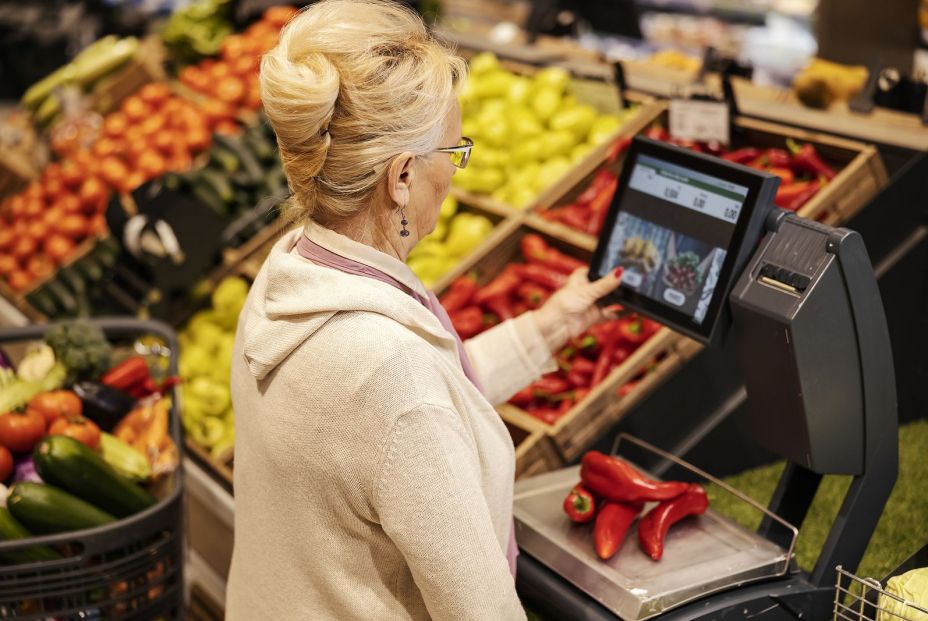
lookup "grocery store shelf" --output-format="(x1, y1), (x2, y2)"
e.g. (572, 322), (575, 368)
(0, 295), (27, 328)
(185, 457), (235, 529)
(635, 0), (814, 24)
(186, 550), (227, 615)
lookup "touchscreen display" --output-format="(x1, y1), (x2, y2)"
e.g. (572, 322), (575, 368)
(597, 154), (749, 326)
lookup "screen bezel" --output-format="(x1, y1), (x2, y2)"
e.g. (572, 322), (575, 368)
(589, 136), (777, 344)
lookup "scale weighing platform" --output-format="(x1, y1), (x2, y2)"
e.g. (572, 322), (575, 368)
(514, 137), (898, 620)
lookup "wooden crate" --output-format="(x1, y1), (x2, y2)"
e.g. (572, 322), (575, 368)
(435, 221), (687, 465)
(504, 414), (564, 480)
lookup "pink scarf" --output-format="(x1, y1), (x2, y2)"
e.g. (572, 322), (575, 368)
(296, 234), (519, 578)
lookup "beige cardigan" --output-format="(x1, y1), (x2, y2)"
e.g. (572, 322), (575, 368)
(225, 223), (554, 620)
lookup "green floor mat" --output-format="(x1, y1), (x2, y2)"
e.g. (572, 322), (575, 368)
(706, 418), (928, 580)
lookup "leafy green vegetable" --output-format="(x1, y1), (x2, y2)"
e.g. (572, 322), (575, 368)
(44, 322), (112, 383)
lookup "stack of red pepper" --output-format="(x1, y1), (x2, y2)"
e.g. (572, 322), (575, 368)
(644, 125), (838, 213)
(101, 355), (180, 400)
(439, 234), (662, 425)
(564, 451), (709, 562)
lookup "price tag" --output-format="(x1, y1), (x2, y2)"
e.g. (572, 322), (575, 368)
(669, 99), (730, 145)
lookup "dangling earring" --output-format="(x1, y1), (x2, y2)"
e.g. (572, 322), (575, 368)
(399, 205), (410, 237)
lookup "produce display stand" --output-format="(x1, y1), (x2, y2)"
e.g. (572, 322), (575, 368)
(88, 37), (168, 117)
(0, 319), (185, 620)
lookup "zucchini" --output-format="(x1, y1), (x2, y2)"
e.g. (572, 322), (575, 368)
(33, 436), (155, 518)
(99, 433), (151, 482)
(0, 508), (61, 564)
(8, 483), (114, 534)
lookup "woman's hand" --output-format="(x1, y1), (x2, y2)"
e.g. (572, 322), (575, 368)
(533, 268), (624, 353)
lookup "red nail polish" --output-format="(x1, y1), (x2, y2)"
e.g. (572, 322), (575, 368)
(614, 267), (624, 279)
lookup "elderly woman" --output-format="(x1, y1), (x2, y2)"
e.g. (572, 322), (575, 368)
(226, 1), (622, 618)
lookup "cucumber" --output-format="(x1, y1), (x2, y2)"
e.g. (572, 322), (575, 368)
(33, 436), (156, 519)
(0, 508), (61, 564)
(8, 483), (114, 534)
(214, 133), (263, 183)
(98, 433), (151, 482)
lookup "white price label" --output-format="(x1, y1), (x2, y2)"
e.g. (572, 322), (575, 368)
(669, 99), (730, 145)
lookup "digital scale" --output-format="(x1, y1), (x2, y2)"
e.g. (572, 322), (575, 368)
(514, 137), (898, 620)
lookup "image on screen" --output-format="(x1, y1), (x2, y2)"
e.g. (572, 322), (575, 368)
(598, 154), (749, 326)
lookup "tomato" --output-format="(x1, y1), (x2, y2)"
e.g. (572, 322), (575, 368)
(42, 204), (64, 229)
(152, 130), (176, 155)
(122, 95), (150, 122)
(180, 66), (209, 93)
(0, 255), (16, 276)
(92, 137), (120, 159)
(23, 199), (43, 219)
(49, 416), (100, 449)
(0, 446), (11, 482)
(216, 76), (246, 105)
(139, 113), (166, 137)
(26, 220), (49, 241)
(10, 236), (36, 262)
(100, 156), (130, 186)
(6, 195), (25, 219)
(60, 160), (84, 188)
(43, 163), (62, 183)
(185, 128), (211, 153)
(25, 255), (53, 280)
(43, 177), (64, 201)
(0, 409), (45, 453)
(244, 80), (262, 110)
(199, 99), (234, 128)
(44, 234), (75, 264)
(78, 178), (107, 212)
(103, 111), (129, 138)
(208, 62), (232, 83)
(57, 214), (89, 240)
(23, 182), (43, 201)
(138, 82), (170, 107)
(136, 150), (167, 180)
(263, 5), (298, 28)
(89, 214), (108, 236)
(30, 391), (82, 426)
(6, 270), (32, 292)
(0, 228), (12, 251)
(57, 195), (82, 215)
(122, 172), (146, 193)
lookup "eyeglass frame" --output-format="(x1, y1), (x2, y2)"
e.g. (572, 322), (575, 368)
(433, 136), (473, 169)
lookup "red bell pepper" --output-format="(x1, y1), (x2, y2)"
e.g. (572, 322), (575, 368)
(521, 234), (586, 275)
(566, 369), (591, 388)
(591, 324), (618, 386)
(450, 306), (484, 339)
(638, 483), (709, 561)
(532, 375), (571, 396)
(564, 484), (597, 523)
(509, 386), (534, 407)
(517, 263), (569, 290)
(593, 501), (643, 560)
(776, 179), (822, 211)
(721, 147), (761, 165)
(560, 206), (594, 233)
(569, 356), (596, 375)
(786, 139), (836, 180)
(528, 407), (560, 425)
(617, 318), (651, 347)
(517, 282), (550, 309)
(101, 356), (150, 392)
(439, 275), (478, 313)
(580, 451), (689, 503)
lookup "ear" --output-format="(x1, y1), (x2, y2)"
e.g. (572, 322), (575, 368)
(386, 152), (416, 208)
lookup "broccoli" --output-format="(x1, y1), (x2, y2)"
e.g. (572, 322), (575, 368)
(44, 322), (113, 382)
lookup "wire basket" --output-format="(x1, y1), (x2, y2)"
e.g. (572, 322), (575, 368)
(834, 565), (928, 621)
(0, 319), (185, 620)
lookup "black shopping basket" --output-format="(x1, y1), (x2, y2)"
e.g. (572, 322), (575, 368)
(0, 319), (185, 620)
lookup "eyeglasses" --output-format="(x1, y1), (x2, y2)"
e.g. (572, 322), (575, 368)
(434, 137), (473, 169)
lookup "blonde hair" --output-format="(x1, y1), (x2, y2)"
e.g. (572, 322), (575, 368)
(260, 0), (466, 227)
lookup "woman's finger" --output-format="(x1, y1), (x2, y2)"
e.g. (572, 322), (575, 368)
(585, 267), (624, 301)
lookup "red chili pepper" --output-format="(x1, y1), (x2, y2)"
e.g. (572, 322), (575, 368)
(513, 302), (531, 316)
(557, 397), (574, 415)
(101, 356), (150, 391)
(673, 139), (703, 153)
(566, 369), (591, 388)
(559, 206), (593, 233)
(520, 233), (550, 263)
(720, 147), (760, 164)
(509, 386), (534, 407)
(439, 275), (478, 313)
(763, 148), (791, 168)
(588, 176), (619, 216)
(638, 484), (709, 561)
(450, 306), (484, 339)
(606, 136), (632, 163)
(783, 179), (822, 211)
(702, 141), (725, 156)
(564, 484), (597, 523)
(484, 295), (514, 321)
(517, 282), (550, 309)
(774, 180), (812, 206)
(593, 501), (643, 560)
(591, 324), (618, 386)
(532, 375), (571, 396)
(474, 266), (521, 305)
(787, 139), (837, 180)
(617, 318), (651, 347)
(617, 381), (638, 398)
(516, 264), (569, 290)
(767, 167), (795, 186)
(528, 407), (560, 425)
(159, 376), (182, 392)
(570, 356), (596, 375)
(521, 234), (586, 275)
(580, 451), (689, 503)
(577, 170), (615, 205)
